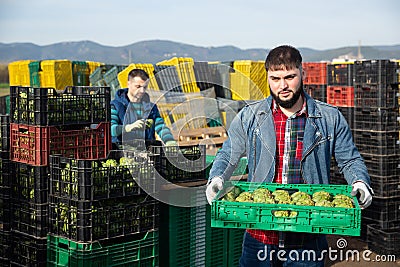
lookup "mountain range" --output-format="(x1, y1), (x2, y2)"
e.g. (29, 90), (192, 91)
(0, 40), (399, 65)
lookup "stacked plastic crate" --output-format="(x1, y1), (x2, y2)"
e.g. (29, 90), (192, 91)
(353, 60), (400, 257)
(7, 85), (112, 266)
(230, 60), (269, 101)
(159, 192), (244, 267)
(157, 57), (200, 93)
(46, 149), (159, 266)
(9, 59), (100, 90)
(0, 113), (11, 266)
(302, 62), (327, 102)
(326, 62), (355, 187)
(206, 61), (233, 99)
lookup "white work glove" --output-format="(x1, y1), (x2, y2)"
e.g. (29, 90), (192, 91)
(206, 177), (224, 205)
(351, 181), (373, 209)
(165, 140), (178, 146)
(125, 120), (145, 132)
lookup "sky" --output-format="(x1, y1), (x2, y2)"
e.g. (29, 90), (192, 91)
(0, 0), (399, 50)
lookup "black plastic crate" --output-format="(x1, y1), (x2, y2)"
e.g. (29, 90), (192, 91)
(49, 150), (157, 201)
(354, 83), (399, 108)
(369, 174), (400, 199)
(362, 197), (400, 222)
(49, 194), (159, 242)
(10, 86), (111, 126)
(12, 163), (49, 204)
(0, 157), (12, 189)
(0, 230), (11, 264)
(362, 153), (400, 177)
(367, 224), (400, 257)
(353, 130), (399, 155)
(0, 115), (9, 154)
(12, 201), (48, 238)
(327, 63), (354, 86)
(353, 107), (399, 131)
(354, 60), (398, 86)
(0, 191), (11, 231)
(193, 61), (214, 91)
(208, 63), (233, 99)
(304, 84), (327, 103)
(10, 231), (47, 267)
(154, 65), (183, 92)
(149, 144), (206, 183)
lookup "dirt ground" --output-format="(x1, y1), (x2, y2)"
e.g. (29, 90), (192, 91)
(325, 235), (400, 267)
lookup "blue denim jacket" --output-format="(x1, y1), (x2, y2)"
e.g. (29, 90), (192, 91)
(209, 93), (371, 186)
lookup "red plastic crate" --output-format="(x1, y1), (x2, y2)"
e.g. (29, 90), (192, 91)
(302, 62), (327, 85)
(327, 86), (354, 107)
(10, 122), (111, 166)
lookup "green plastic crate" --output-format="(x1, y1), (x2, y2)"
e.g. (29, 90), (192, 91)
(159, 196), (244, 267)
(28, 61), (41, 88)
(5, 95), (9, 114)
(206, 155), (248, 179)
(211, 181), (361, 236)
(227, 228), (245, 267)
(72, 61), (90, 86)
(159, 190), (208, 267)
(47, 231), (158, 267)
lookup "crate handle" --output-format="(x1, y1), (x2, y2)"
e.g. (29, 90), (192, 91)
(272, 210), (297, 218)
(17, 125), (29, 134)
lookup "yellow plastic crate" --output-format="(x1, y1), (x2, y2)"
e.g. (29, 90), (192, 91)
(117, 63), (159, 90)
(8, 60), (33, 86)
(40, 60), (73, 90)
(231, 60), (269, 100)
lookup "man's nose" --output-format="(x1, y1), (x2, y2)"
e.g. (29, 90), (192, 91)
(279, 78), (288, 89)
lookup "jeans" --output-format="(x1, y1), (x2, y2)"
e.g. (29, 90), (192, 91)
(239, 232), (328, 267)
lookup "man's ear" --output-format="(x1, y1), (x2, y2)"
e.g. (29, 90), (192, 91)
(301, 69), (306, 81)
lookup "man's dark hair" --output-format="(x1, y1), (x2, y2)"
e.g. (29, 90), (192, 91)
(128, 68), (150, 81)
(265, 45), (302, 71)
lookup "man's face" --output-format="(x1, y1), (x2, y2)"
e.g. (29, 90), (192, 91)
(127, 76), (149, 102)
(267, 67), (303, 108)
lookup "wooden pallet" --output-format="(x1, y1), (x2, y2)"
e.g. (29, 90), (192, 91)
(172, 126), (228, 155)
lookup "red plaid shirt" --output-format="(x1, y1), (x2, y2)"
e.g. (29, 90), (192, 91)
(247, 98), (307, 245)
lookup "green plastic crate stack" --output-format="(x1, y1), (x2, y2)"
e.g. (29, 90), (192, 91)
(89, 65), (114, 87)
(103, 65), (127, 99)
(0, 95), (10, 115)
(159, 190), (208, 267)
(159, 189), (244, 267)
(47, 231), (159, 267)
(72, 61), (90, 86)
(206, 207), (245, 267)
(28, 61), (41, 88)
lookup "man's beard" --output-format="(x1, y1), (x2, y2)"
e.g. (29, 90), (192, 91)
(270, 83), (303, 109)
